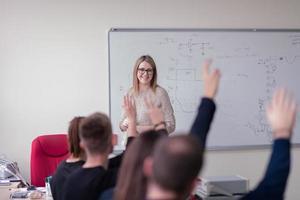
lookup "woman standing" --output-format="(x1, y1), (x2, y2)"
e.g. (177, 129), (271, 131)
(120, 55), (175, 134)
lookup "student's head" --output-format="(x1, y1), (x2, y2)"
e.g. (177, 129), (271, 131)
(68, 116), (85, 158)
(146, 135), (203, 198)
(79, 112), (112, 155)
(133, 55), (157, 93)
(114, 130), (167, 200)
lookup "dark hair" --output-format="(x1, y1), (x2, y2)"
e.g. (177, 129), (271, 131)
(79, 112), (112, 154)
(114, 130), (167, 200)
(68, 116), (84, 158)
(152, 135), (203, 198)
(132, 55), (158, 94)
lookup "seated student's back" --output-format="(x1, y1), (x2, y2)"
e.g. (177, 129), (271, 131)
(51, 116), (85, 200)
(63, 112), (137, 200)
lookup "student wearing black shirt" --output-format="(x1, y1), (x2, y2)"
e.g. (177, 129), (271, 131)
(51, 116), (85, 200)
(64, 95), (164, 200)
(240, 89), (296, 200)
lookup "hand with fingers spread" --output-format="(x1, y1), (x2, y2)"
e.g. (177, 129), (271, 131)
(119, 119), (128, 132)
(202, 59), (221, 99)
(144, 97), (165, 130)
(266, 88), (297, 139)
(122, 95), (137, 136)
(240, 88), (297, 199)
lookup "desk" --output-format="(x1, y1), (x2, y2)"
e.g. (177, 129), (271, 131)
(0, 182), (20, 200)
(0, 182), (52, 200)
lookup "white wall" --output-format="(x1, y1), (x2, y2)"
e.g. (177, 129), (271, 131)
(0, 0), (299, 199)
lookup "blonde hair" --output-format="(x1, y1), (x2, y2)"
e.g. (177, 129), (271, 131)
(132, 55), (158, 94)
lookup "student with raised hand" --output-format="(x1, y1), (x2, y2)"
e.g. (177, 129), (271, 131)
(119, 55), (175, 134)
(63, 97), (138, 200)
(114, 98), (168, 200)
(114, 131), (167, 200)
(105, 96), (138, 170)
(143, 60), (221, 199)
(51, 116), (85, 200)
(114, 97), (168, 200)
(190, 59), (221, 146)
(241, 88), (297, 200)
(144, 88), (297, 200)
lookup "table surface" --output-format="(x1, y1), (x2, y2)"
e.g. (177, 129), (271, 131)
(0, 182), (53, 200)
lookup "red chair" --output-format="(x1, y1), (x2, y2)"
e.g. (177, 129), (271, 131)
(30, 134), (69, 187)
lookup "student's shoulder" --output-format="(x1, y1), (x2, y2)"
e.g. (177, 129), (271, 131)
(54, 160), (68, 172)
(67, 167), (83, 179)
(64, 160), (85, 171)
(72, 166), (107, 177)
(65, 167), (96, 186)
(56, 160), (66, 168)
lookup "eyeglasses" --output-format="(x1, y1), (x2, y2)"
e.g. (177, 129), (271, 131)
(137, 68), (153, 75)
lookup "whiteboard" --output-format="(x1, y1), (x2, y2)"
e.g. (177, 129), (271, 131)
(108, 28), (300, 150)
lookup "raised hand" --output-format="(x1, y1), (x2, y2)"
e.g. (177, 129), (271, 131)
(144, 97), (165, 128)
(202, 59), (221, 99)
(266, 88), (297, 139)
(122, 95), (137, 136)
(123, 95), (136, 122)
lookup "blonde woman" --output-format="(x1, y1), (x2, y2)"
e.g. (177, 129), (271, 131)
(120, 55), (175, 134)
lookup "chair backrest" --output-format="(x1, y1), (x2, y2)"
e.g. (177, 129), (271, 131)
(30, 134), (69, 187)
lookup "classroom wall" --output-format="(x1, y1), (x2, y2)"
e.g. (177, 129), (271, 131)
(0, 0), (299, 198)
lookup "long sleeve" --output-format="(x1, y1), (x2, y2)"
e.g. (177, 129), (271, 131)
(120, 87), (175, 134)
(240, 139), (291, 200)
(158, 88), (176, 134)
(189, 97), (216, 148)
